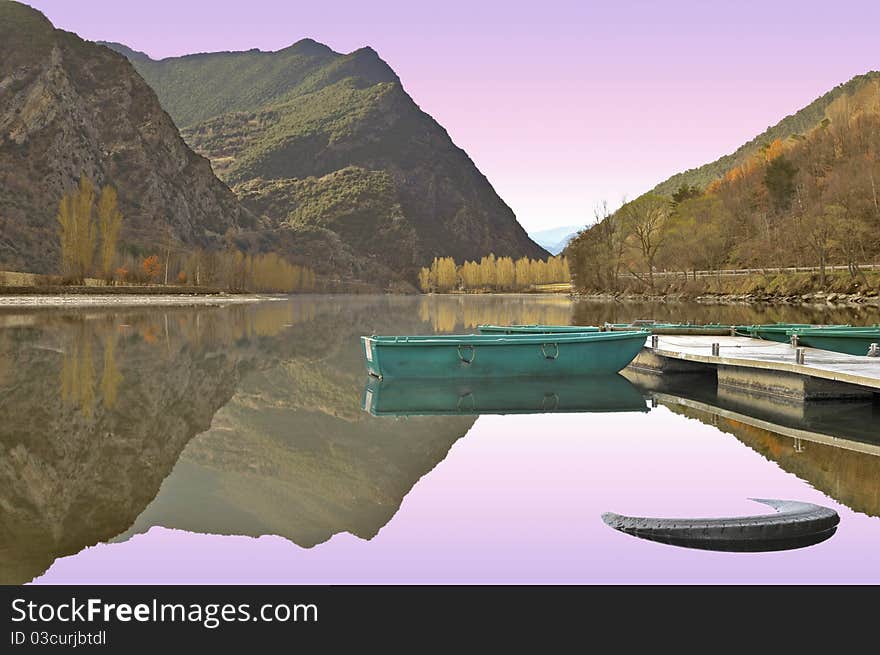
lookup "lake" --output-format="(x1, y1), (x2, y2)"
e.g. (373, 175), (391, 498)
(2, 294), (880, 584)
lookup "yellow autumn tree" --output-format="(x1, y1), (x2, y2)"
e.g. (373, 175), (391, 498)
(73, 176), (97, 281)
(57, 194), (76, 279)
(97, 185), (123, 280)
(418, 267), (431, 292)
(437, 257), (458, 291)
(57, 175), (98, 282)
(496, 256), (515, 291)
(514, 257), (531, 289)
(479, 254), (497, 290)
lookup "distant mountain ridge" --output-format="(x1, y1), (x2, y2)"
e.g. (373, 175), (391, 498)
(530, 225), (583, 255)
(105, 39), (547, 283)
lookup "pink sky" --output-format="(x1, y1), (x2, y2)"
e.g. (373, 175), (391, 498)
(24, 0), (880, 232)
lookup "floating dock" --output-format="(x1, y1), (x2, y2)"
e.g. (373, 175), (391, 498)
(628, 335), (880, 402)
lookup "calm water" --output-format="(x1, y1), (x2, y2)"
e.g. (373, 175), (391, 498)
(2, 294), (880, 584)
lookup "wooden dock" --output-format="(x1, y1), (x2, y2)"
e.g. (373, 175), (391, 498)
(628, 335), (880, 401)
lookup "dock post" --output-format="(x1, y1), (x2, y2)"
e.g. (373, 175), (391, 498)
(651, 335), (658, 349)
(796, 348), (806, 365)
(790, 334), (799, 347)
(869, 343), (879, 358)
(712, 342), (720, 356)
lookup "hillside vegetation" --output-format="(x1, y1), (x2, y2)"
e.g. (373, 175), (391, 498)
(651, 72), (880, 197)
(569, 72), (880, 294)
(108, 40), (547, 285)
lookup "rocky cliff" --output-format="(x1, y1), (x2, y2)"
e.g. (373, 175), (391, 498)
(0, 2), (248, 275)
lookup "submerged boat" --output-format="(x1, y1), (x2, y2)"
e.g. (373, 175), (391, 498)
(362, 374), (649, 416)
(793, 327), (880, 357)
(361, 331), (648, 379)
(478, 324), (599, 334)
(602, 498), (839, 552)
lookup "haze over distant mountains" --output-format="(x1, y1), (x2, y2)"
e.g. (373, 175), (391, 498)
(529, 225), (583, 255)
(103, 37), (547, 285)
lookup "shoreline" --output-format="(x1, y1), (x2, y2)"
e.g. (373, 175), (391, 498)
(0, 293), (282, 308)
(573, 291), (880, 307)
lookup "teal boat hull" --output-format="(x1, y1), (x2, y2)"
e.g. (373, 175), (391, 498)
(478, 324), (600, 334)
(738, 324), (817, 342)
(361, 331), (648, 379)
(605, 322), (735, 336)
(795, 329), (880, 356)
(362, 374), (649, 416)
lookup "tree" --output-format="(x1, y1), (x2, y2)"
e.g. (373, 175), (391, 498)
(763, 156), (798, 213)
(827, 203), (870, 278)
(619, 194), (671, 288)
(57, 175), (98, 283)
(514, 257), (532, 289)
(672, 184), (702, 205)
(429, 257), (457, 292)
(479, 254), (497, 290)
(57, 194), (76, 279)
(96, 185), (123, 280)
(800, 208), (835, 287)
(661, 196), (733, 275)
(495, 257), (515, 290)
(142, 255), (161, 282)
(73, 176), (97, 281)
(418, 267), (431, 292)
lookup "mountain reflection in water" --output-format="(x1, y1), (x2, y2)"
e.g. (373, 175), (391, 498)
(1, 295), (879, 584)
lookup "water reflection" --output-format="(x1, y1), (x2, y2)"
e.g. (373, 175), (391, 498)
(1, 294), (880, 584)
(363, 374), (648, 415)
(0, 307), (259, 583)
(0, 297), (482, 582)
(624, 369), (880, 518)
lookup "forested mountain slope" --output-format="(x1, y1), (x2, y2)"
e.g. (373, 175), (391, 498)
(569, 72), (880, 291)
(107, 40), (547, 282)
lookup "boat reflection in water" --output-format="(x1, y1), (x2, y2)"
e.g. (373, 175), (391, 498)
(362, 374), (649, 416)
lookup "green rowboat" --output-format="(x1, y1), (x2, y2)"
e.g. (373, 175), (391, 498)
(478, 324), (600, 334)
(791, 328), (880, 356)
(736, 323), (818, 342)
(361, 331), (648, 379)
(604, 322), (736, 336)
(362, 374), (648, 416)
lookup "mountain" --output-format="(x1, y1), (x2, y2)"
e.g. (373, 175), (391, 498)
(569, 71), (880, 291)
(0, 2), (249, 275)
(650, 71), (880, 198)
(529, 225), (583, 255)
(105, 39), (548, 282)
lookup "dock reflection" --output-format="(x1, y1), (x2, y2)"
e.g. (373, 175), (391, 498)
(625, 369), (880, 518)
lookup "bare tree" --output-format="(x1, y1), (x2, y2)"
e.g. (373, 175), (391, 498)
(620, 194), (671, 289)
